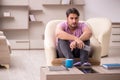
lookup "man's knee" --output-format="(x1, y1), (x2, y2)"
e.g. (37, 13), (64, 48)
(58, 39), (67, 43)
(58, 39), (69, 45)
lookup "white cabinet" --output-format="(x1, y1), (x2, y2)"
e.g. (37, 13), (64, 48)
(9, 40), (29, 49)
(4, 30), (29, 49)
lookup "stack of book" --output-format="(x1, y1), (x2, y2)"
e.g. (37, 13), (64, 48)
(102, 63), (120, 69)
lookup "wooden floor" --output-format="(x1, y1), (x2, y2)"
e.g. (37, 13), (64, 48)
(0, 50), (46, 80)
(0, 49), (120, 80)
(101, 48), (120, 64)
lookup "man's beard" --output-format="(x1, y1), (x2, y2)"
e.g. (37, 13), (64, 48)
(70, 23), (77, 30)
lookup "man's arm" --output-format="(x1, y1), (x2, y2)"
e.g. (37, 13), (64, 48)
(79, 24), (92, 41)
(75, 24), (92, 49)
(55, 25), (77, 41)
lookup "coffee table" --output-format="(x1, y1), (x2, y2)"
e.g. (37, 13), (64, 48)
(40, 66), (120, 80)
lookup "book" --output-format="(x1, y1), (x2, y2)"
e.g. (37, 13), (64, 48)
(102, 63), (120, 69)
(29, 14), (36, 21)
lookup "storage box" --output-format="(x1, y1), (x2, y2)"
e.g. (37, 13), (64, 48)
(3, 12), (11, 17)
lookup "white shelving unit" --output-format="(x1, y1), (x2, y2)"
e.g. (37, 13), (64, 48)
(110, 22), (120, 48)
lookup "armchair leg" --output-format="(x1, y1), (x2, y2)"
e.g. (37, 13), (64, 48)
(101, 55), (108, 58)
(0, 64), (9, 69)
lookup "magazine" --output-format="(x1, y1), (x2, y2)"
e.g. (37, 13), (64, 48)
(48, 66), (69, 71)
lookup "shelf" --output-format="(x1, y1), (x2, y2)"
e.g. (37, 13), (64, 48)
(112, 22), (120, 24)
(112, 41), (120, 42)
(0, 16), (14, 19)
(30, 9), (43, 12)
(42, 4), (85, 6)
(0, 28), (28, 31)
(0, 5), (29, 7)
(29, 9), (43, 14)
(29, 21), (42, 24)
(112, 27), (120, 28)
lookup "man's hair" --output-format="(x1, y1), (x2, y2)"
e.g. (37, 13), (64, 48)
(66, 8), (80, 17)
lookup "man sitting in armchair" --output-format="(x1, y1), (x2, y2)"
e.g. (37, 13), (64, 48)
(55, 8), (92, 66)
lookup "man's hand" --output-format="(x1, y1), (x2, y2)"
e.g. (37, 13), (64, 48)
(70, 41), (77, 51)
(75, 39), (85, 49)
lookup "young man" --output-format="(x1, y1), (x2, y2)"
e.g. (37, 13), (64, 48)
(55, 8), (92, 66)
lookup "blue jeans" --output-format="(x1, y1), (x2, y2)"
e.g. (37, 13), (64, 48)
(56, 39), (90, 64)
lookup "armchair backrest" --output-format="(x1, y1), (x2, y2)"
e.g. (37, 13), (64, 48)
(44, 20), (65, 48)
(87, 18), (111, 42)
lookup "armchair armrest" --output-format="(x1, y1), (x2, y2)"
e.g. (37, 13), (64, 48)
(0, 36), (10, 53)
(0, 36), (11, 66)
(90, 36), (101, 63)
(98, 28), (111, 57)
(0, 36), (11, 54)
(44, 39), (57, 66)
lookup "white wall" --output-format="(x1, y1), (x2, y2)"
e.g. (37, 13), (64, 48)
(84, 0), (120, 22)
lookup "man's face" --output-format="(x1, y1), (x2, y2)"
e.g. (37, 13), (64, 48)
(67, 13), (79, 29)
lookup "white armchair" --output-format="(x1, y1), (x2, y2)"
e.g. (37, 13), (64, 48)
(0, 31), (11, 68)
(44, 18), (111, 66)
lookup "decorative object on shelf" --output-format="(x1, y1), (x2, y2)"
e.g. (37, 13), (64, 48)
(29, 14), (36, 21)
(3, 12), (11, 17)
(61, 0), (71, 4)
